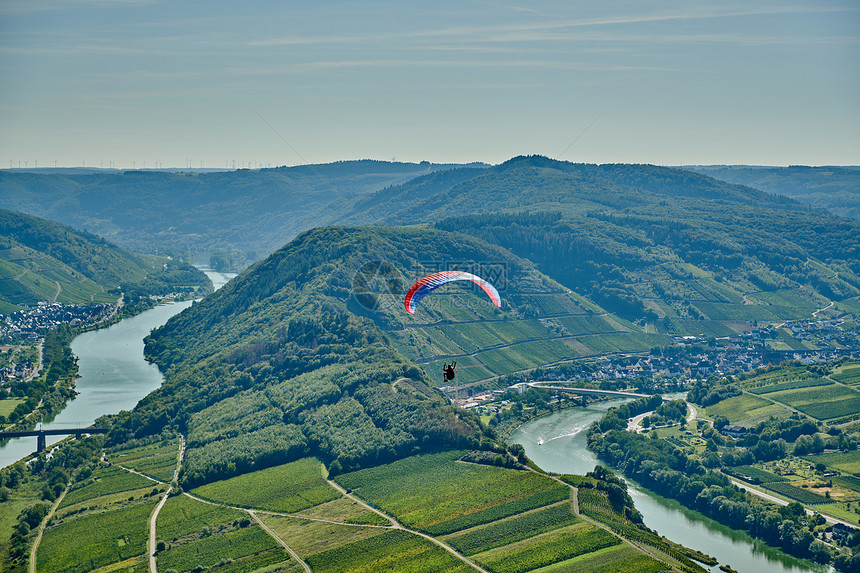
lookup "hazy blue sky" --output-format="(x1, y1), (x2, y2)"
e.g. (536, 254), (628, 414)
(1, 0), (858, 168)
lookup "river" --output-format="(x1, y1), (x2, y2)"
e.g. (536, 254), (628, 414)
(0, 268), (234, 469)
(510, 403), (832, 573)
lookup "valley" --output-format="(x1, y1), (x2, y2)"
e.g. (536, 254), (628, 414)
(0, 158), (858, 572)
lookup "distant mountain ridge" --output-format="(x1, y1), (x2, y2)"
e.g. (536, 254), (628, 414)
(0, 160), (473, 268)
(682, 165), (860, 219)
(336, 156), (801, 226)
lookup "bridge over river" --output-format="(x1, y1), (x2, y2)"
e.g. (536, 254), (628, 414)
(525, 381), (653, 400)
(0, 427), (108, 452)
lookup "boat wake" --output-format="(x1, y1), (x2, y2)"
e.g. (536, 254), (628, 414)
(542, 423), (588, 444)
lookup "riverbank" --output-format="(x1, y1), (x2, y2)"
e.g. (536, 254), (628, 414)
(0, 270), (234, 469)
(512, 404), (831, 573)
(587, 401), (842, 571)
(0, 293), (199, 436)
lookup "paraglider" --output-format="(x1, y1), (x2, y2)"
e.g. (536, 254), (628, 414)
(443, 361), (457, 381)
(404, 271), (501, 314)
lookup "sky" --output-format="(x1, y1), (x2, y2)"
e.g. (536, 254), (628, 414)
(1, 0), (858, 168)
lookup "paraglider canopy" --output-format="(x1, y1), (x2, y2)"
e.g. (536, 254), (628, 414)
(404, 270), (501, 314)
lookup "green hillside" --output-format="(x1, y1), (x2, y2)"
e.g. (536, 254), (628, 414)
(0, 209), (211, 312)
(112, 226), (663, 485)
(335, 156), (859, 330)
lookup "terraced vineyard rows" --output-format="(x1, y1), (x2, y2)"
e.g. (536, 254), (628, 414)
(31, 434), (693, 573)
(389, 288), (670, 383)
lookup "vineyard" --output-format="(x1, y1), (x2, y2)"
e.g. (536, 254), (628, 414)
(156, 524), (287, 573)
(58, 465), (159, 509)
(334, 451), (568, 534)
(191, 457), (340, 513)
(304, 529), (474, 573)
(334, 452), (676, 572)
(768, 384), (860, 421)
(763, 482), (831, 504)
(833, 363), (860, 386)
(156, 495), (245, 543)
(106, 436), (182, 482)
(474, 523), (620, 573)
(38, 500), (156, 573)
(724, 465), (788, 484)
(441, 501), (581, 555)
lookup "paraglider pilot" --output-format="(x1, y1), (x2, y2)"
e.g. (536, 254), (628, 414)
(443, 361), (457, 381)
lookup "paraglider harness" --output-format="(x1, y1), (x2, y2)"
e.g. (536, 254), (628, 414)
(443, 361), (459, 401)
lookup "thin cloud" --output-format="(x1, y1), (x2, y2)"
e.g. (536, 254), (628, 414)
(246, 5), (857, 49)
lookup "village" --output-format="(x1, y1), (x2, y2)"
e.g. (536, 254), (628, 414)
(452, 316), (860, 412)
(0, 302), (116, 340)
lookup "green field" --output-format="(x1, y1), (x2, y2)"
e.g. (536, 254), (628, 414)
(837, 298), (860, 315)
(473, 522), (620, 573)
(157, 523), (289, 573)
(0, 398), (23, 418)
(803, 451), (860, 475)
(293, 496), (387, 525)
(833, 363), (860, 386)
(38, 500), (156, 573)
(120, 452), (178, 482)
(157, 494), (245, 542)
(59, 466), (157, 509)
(441, 501), (581, 555)
(725, 465), (788, 484)
(747, 377), (833, 395)
(704, 393), (789, 425)
(260, 513), (389, 558)
(557, 315), (618, 335)
(693, 301), (780, 321)
(662, 318), (736, 338)
(110, 438), (179, 458)
(523, 293), (591, 316)
(336, 452), (570, 536)
(476, 339), (579, 375)
(422, 355), (494, 385)
(763, 482), (830, 504)
(304, 529), (474, 573)
(767, 384), (860, 421)
(833, 475), (860, 492)
(192, 457), (340, 513)
(529, 544), (669, 573)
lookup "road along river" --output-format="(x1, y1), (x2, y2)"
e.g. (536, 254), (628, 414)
(0, 269), (234, 469)
(510, 402), (832, 573)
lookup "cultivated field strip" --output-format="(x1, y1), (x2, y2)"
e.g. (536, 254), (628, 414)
(34, 439), (689, 573)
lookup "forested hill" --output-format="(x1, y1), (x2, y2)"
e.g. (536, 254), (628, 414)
(333, 156), (860, 324)
(684, 165), (860, 219)
(337, 155), (800, 226)
(116, 226), (563, 485)
(0, 209), (211, 311)
(0, 209), (151, 286)
(0, 161), (468, 268)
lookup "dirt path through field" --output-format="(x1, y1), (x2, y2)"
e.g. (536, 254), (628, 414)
(148, 435), (184, 573)
(29, 483), (69, 573)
